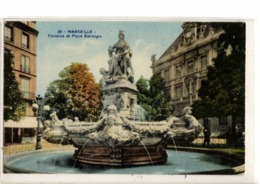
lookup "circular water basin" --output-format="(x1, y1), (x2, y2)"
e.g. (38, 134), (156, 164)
(3, 148), (243, 174)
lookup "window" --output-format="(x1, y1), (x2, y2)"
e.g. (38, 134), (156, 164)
(165, 69), (170, 81)
(175, 85), (182, 98)
(4, 26), (13, 41)
(187, 81), (196, 95)
(21, 55), (30, 73)
(201, 55), (208, 70)
(22, 33), (29, 48)
(175, 65), (181, 78)
(5, 49), (14, 67)
(187, 61), (194, 74)
(20, 77), (30, 99)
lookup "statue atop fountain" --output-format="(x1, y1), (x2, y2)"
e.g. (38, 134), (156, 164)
(42, 31), (203, 166)
(99, 31), (141, 120)
(101, 30), (134, 85)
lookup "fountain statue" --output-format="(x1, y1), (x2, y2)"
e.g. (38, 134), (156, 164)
(41, 31), (203, 166)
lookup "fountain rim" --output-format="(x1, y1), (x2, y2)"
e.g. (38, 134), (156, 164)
(3, 147), (244, 174)
(166, 146), (245, 174)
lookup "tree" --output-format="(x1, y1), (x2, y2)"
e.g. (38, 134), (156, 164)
(136, 74), (174, 121)
(150, 74), (175, 120)
(192, 23), (245, 137)
(45, 62), (101, 121)
(136, 76), (151, 105)
(136, 76), (153, 120)
(4, 51), (26, 121)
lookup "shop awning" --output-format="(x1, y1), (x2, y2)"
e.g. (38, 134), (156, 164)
(4, 117), (43, 128)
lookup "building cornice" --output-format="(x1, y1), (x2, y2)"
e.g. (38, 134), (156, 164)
(153, 31), (223, 68)
(5, 21), (39, 37)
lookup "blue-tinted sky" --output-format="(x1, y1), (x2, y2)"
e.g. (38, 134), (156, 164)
(36, 21), (183, 95)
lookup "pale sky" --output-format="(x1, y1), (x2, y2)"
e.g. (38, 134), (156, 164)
(36, 21), (183, 96)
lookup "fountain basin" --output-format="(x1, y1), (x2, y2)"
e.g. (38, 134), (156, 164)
(42, 116), (203, 166)
(73, 144), (167, 166)
(3, 148), (244, 174)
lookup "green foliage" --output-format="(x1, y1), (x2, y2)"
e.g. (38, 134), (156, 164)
(45, 62), (101, 121)
(136, 76), (151, 105)
(4, 51), (26, 121)
(150, 74), (165, 97)
(136, 74), (174, 121)
(192, 98), (217, 119)
(216, 23), (245, 53)
(192, 23), (245, 134)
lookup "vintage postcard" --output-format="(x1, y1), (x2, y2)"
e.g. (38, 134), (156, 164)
(0, 18), (254, 183)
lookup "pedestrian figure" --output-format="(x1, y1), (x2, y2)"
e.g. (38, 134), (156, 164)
(203, 128), (211, 146)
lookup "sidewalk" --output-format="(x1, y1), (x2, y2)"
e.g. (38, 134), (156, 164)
(3, 140), (73, 155)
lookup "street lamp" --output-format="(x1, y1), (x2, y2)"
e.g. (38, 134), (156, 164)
(32, 95), (50, 150)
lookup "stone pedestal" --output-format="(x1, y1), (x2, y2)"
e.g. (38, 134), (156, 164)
(101, 78), (138, 120)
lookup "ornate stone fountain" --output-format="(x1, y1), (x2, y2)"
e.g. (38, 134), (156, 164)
(42, 31), (203, 166)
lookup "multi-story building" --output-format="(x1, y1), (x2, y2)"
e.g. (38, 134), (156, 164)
(151, 22), (232, 134)
(4, 21), (39, 144)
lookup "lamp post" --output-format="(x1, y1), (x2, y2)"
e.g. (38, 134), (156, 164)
(32, 95), (50, 150)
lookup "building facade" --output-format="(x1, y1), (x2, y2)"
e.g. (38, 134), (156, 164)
(4, 21), (39, 144)
(151, 22), (232, 134)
